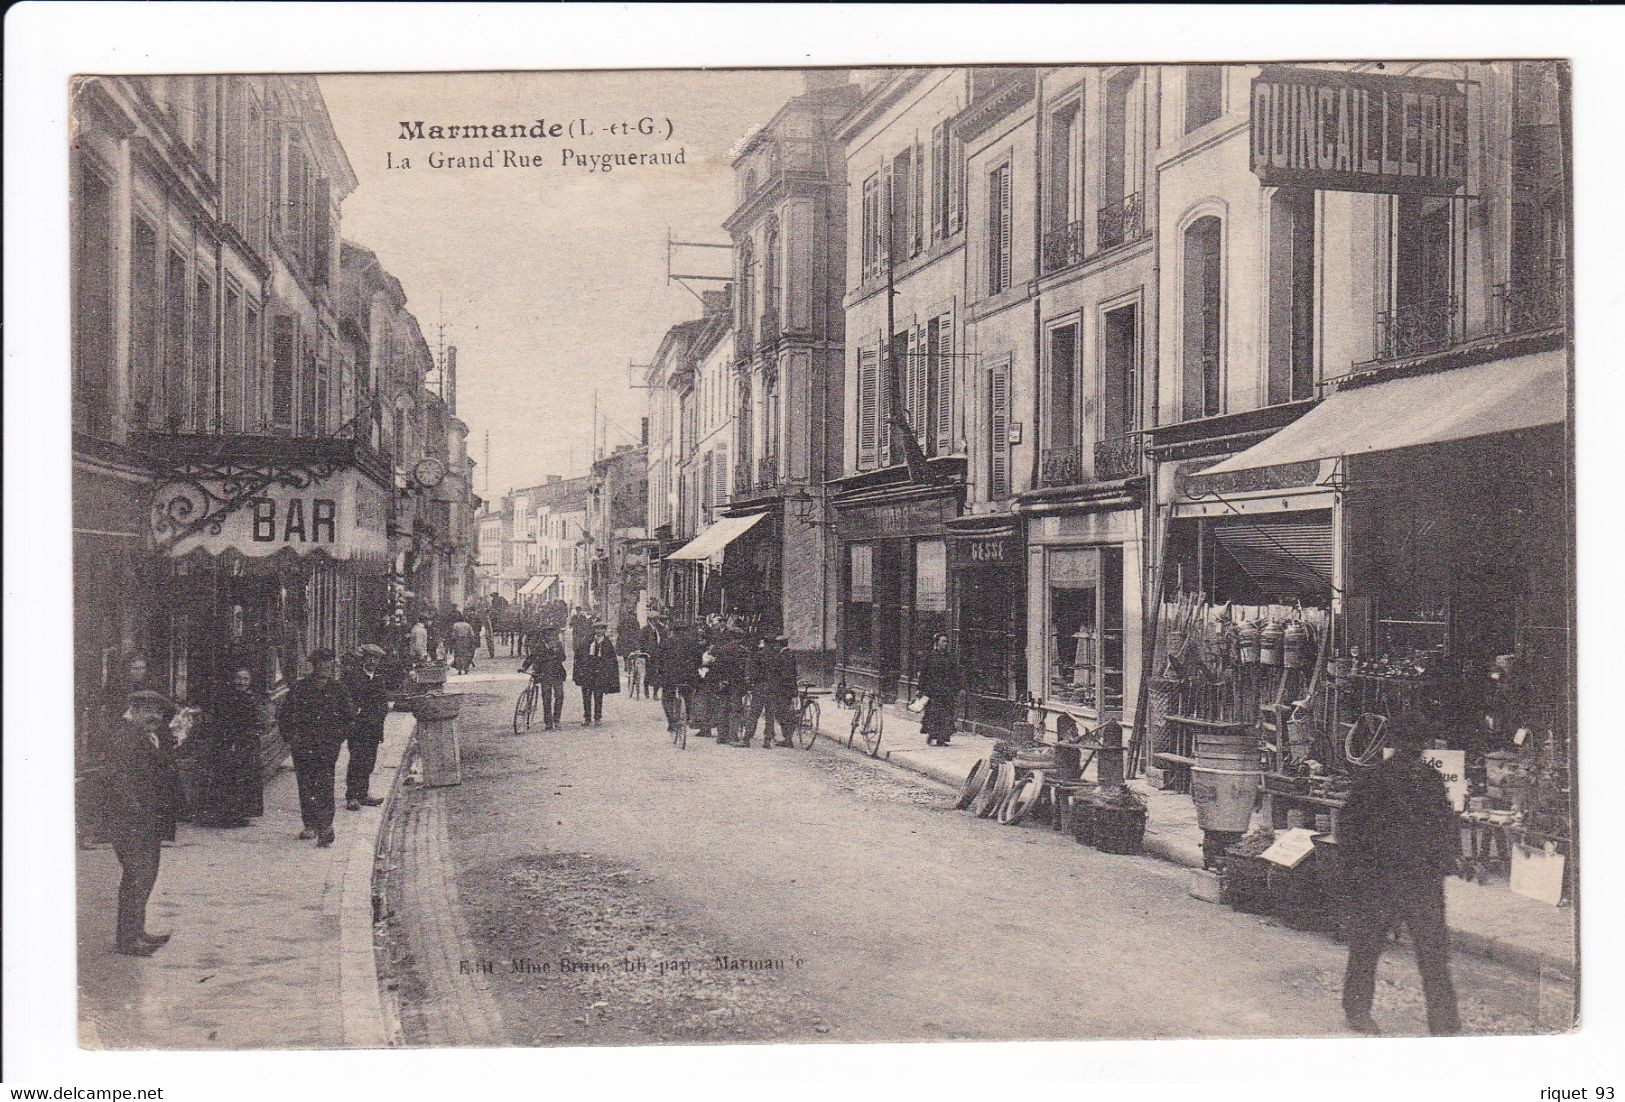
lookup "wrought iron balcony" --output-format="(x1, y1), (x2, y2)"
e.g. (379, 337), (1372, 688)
(1039, 445), (1084, 488)
(1042, 221), (1086, 273)
(1375, 297), (1460, 361)
(1094, 435), (1141, 481)
(1494, 267), (1567, 336)
(1096, 191), (1145, 252)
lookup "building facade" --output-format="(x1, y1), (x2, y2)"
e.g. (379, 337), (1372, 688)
(719, 74), (858, 675)
(588, 444), (650, 635)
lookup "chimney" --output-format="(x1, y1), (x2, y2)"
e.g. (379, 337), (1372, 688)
(700, 285), (731, 317)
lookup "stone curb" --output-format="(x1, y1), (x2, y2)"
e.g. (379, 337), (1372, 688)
(811, 710), (1572, 981)
(337, 710), (416, 1048)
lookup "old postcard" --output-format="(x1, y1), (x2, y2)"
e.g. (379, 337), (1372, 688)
(64, 57), (1577, 1056)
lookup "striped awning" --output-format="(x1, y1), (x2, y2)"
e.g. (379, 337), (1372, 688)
(664, 512), (769, 562)
(518, 574), (558, 597)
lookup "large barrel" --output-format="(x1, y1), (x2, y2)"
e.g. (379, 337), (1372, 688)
(1190, 766), (1259, 832)
(1196, 730), (1259, 771)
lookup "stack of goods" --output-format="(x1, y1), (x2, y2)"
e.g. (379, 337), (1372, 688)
(1216, 828), (1336, 931)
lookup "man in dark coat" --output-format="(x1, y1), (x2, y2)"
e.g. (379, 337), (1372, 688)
(520, 628), (569, 729)
(640, 610), (671, 700)
(279, 649), (354, 847)
(746, 635), (799, 748)
(655, 622), (701, 737)
(707, 629), (753, 746)
(1338, 725), (1463, 1036)
(103, 689), (177, 955)
(915, 633), (963, 746)
(573, 621), (619, 726)
(344, 645), (391, 811)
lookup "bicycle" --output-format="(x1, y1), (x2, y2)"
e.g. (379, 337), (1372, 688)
(848, 689), (884, 757)
(513, 678), (539, 735)
(792, 683), (829, 750)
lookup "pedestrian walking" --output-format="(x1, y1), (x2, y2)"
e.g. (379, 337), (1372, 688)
(101, 688), (178, 955)
(572, 621), (620, 725)
(915, 633), (963, 746)
(278, 649), (354, 848)
(196, 668), (263, 826)
(450, 611), (477, 674)
(707, 629), (752, 746)
(409, 617), (431, 664)
(519, 629), (568, 729)
(640, 609), (671, 701)
(344, 644), (391, 810)
(1338, 723), (1463, 1036)
(653, 621), (700, 737)
(746, 635), (799, 748)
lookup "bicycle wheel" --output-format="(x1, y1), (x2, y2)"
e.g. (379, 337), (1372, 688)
(672, 696), (688, 749)
(513, 687), (534, 735)
(794, 700), (820, 749)
(860, 707), (883, 757)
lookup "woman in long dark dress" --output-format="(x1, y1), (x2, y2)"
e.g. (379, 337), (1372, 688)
(205, 667), (265, 824)
(915, 633), (963, 746)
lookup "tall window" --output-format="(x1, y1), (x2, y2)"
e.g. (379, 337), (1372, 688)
(762, 221), (779, 326)
(130, 217), (162, 429)
(701, 451), (714, 521)
(163, 252), (189, 430)
(931, 316), (953, 454)
(223, 286), (243, 430)
(1046, 322), (1079, 453)
(1389, 196), (1456, 357)
(1102, 304), (1138, 440)
(299, 344), (318, 435)
(988, 163), (1012, 295)
(1048, 100), (1083, 238)
(245, 304), (263, 431)
(987, 359), (1011, 500)
(193, 276), (215, 431)
(1100, 68), (1143, 249)
(931, 122), (964, 240)
(857, 349), (879, 470)
(736, 239), (754, 346)
(1184, 65), (1223, 132)
(846, 543), (874, 656)
(271, 316), (295, 430)
(73, 164), (116, 435)
(1182, 217), (1222, 420)
(911, 136), (925, 254)
(1510, 61), (1566, 332)
(889, 147), (912, 263)
(247, 94), (266, 254)
(1268, 188), (1316, 403)
(861, 173), (882, 278)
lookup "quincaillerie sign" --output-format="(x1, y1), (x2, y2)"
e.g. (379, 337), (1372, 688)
(151, 467), (390, 563)
(1250, 65), (1467, 196)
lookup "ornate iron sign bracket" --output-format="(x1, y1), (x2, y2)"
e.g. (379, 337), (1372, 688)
(148, 454), (348, 554)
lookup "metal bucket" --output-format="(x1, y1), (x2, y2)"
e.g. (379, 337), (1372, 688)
(1197, 733), (1258, 770)
(1190, 766), (1260, 833)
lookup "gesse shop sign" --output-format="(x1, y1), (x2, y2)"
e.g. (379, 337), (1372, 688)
(1250, 66), (1467, 196)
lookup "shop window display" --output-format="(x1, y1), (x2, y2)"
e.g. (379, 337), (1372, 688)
(1046, 547), (1123, 713)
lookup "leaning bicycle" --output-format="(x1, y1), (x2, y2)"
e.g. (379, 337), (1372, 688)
(513, 678), (539, 735)
(848, 690), (884, 757)
(792, 683), (829, 750)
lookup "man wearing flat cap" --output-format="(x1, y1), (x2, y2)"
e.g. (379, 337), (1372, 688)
(103, 688), (178, 955)
(279, 649), (354, 847)
(572, 621), (620, 726)
(343, 644), (391, 811)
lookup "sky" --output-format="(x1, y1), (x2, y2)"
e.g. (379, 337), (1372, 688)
(319, 69), (809, 499)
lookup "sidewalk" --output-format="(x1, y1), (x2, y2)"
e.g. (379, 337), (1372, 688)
(809, 699), (1577, 981)
(75, 712), (415, 1050)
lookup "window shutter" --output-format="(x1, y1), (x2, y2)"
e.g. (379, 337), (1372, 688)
(912, 137), (925, 254)
(935, 318), (953, 452)
(931, 123), (946, 240)
(988, 362), (1010, 500)
(910, 326), (928, 434)
(715, 443), (728, 504)
(857, 350), (878, 469)
(312, 177), (331, 286)
(948, 133), (963, 233)
(878, 338), (893, 465)
(881, 161), (895, 264)
(999, 165), (1013, 292)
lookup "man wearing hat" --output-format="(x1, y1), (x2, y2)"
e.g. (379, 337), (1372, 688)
(745, 634), (800, 749)
(279, 649), (355, 847)
(103, 688), (177, 955)
(1338, 722), (1463, 1036)
(572, 621), (620, 726)
(343, 645), (391, 811)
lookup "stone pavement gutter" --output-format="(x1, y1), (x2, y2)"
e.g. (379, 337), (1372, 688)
(806, 699), (1577, 984)
(75, 711), (415, 1049)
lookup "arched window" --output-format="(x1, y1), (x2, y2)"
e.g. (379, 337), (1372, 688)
(1182, 216), (1222, 420)
(736, 239), (754, 348)
(762, 219), (780, 325)
(1267, 189), (1315, 403)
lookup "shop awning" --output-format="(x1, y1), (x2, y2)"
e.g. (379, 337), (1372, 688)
(518, 574), (558, 597)
(1200, 350), (1566, 476)
(664, 512), (768, 562)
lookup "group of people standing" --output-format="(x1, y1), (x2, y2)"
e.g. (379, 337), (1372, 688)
(91, 642), (401, 956)
(637, 612), (804, 748)
(518, 618), (624, 727)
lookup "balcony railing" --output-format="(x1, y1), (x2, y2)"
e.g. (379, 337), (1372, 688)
(1039, 445), (1084, 488)
(1096, 191), (1145, 252)
(1094, 435), (1141, 481)
(1041, 221), (1086, 274)
(1494, 267), (1567, 336)
(757, 453), (779, 489)
(1375, 296), (1461, 361)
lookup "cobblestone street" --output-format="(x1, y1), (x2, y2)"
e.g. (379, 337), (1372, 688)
(384, 674), (1571, 1046)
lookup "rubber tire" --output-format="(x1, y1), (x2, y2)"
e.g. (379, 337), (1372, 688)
(861, 708), (884, 757)
(955, 759), (988, 810)
(513, 689), (533, 735)
(1004, 771), (1046, 826)
(795, 701), (820, 749)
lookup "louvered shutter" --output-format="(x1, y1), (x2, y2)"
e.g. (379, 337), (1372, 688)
(999, 166), (1013, 292)
(910, 326), (928, 435)
(935, 318), (953, 452)
(715, 443), (729, 504)
(931, 123), (946, 240)
(948, 133), (963, 234)
(878, 337), (892, 465)
(857, 351), (878, 469)
(988, 362), (1010, 499)
(882, 162), (895, 264)
(912, 136), (925, 254)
